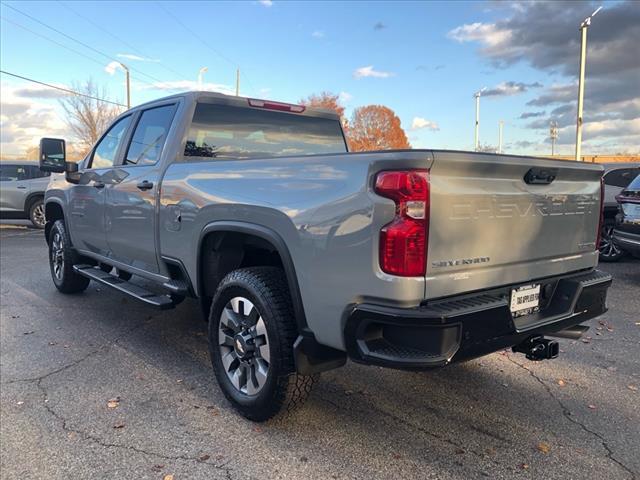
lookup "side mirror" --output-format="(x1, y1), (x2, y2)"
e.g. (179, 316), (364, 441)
(39, 138), (66, 173)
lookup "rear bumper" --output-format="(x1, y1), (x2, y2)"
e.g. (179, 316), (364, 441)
(345, 269), (612, 369)
(613, 229), (640, 255)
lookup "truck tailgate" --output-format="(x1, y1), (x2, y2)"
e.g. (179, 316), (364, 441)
(426, 151), (603, 300)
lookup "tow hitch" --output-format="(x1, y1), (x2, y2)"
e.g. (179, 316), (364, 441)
(512, 336), (559, 361)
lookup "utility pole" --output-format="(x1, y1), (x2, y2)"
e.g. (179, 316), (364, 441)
(118, 62), (130, 109)
(550, 121), (558, 156)
(473, 87), (486, 151)
(498, 120), (504, 154)
(198, 67), (208, 88)
(575, 5), (602, 161)
(236, 68), (240, 96)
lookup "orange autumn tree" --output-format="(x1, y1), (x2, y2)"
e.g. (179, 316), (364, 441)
(299, 91), (345, 119)
(347, 105), (410, 151)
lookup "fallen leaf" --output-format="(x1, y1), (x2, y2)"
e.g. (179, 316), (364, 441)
(581, 338), (591, 344)
(151, 464), (164, 472)
(557, 379), (566, 387)
(588, 404), (597, 410)
(198, 454), (210, 462)
(163, 475), (174, 480)
(23, 331), (35, 335)
(48, 341), (57, 346)
(176, 379), (183, 384)
(627, 385), (638, 392)
(299, 456), (308, 463)
(520, 463), (529, 470)
(16, 401), (24, 406)
(344, 390), (353, 396)
(537, 442), (551, 454)
(107, 397), (120, 409)
(113, 422), (125, 429)
(455, 448), (465, 455)
(606, 327), (613, 332)
(392, 453), (401, 459)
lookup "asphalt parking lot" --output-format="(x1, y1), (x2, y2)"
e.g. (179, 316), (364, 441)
(1, 224), (638, 480)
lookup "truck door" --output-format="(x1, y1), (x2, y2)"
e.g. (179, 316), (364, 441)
(106, 103), (177, 274)
(67, 115), (132, 256)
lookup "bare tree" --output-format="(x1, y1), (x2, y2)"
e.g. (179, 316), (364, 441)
(59, 79), (122, 155)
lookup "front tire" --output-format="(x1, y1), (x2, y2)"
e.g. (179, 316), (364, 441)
(48, 220), (90, 294)
(208, 267), (315, 421)
(28, 198), (45, 229)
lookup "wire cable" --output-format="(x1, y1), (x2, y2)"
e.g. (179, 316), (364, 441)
(1, 1), (172, 88)
(0, 70), (127, 107)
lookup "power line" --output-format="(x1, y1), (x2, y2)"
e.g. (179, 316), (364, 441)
(56, 0), (188, 82)
(0, 15), (156, 90)
(1, 1), (172, 89)
(0, 70), (127, 107)
(155, 1), (256, 94)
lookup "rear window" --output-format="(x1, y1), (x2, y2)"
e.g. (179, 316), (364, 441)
(184, 103), (346, 160)
(604, 167), (639, 188)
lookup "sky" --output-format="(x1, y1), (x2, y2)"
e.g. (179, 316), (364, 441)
(1, 0), (638, 157)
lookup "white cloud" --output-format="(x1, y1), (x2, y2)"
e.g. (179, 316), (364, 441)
(447, 22), (512, 48)
(136, 80), (236, 96)
(258, 0), (272, 6)
(353, 65), (394, 79)
(311, 30), (324, 38)
(0, 82), (70, 156)
(339, 91), (352, 103)
(411, 117), (440, 131)
(117, 53), (160, 63)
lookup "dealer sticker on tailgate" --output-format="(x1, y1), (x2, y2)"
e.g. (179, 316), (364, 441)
(510, 284), (541, 317)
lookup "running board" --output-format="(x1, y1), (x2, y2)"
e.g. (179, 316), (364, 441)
(73, 264), (175, 310)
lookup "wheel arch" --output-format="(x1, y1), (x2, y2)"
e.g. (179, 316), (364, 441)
(197, 221), (308, 332)
(24, 192), (44, 213)
(44, 199), (65, 244)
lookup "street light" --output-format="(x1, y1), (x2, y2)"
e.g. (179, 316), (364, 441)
(575, 5), (602, 161)
(105, 61), (130, 109)
(550, 121), (558, 156)
(198, 67), (209, 88)
(474, 87), (486, 151)
(498, 120), (504, 154)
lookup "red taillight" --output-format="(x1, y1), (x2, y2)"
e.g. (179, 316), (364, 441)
(248, 98), (306, 113)
(375, 170), (429, 276)
(596, 176), (604, 251)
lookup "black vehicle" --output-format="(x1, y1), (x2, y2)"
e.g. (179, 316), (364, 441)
(612, 174), (640, 258)
(598, 163), (640, 261)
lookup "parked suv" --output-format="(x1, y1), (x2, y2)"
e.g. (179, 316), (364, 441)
(613, 174), (640, 258)
(599, 163), (640, 261)
(0, 161), (50, 228)
(38, 92), (611, 421)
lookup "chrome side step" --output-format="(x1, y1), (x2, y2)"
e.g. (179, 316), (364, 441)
(73, 264), (175, 310)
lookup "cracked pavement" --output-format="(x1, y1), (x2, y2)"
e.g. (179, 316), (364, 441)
(1, 225), (638, 479)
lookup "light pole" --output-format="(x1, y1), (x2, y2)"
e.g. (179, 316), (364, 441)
(474, 87), (486, 151)
(236, 68), (240, 96)
(498, 120), (504, 154)
(575, 5), (602, 161)
(550, 121), (558, 156)
(198, 67), (209, 88)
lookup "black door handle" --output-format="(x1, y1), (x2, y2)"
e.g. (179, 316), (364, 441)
(136, 180), (154, 190)
(93, 181), (105, 189)
(17, 186), (27, 189)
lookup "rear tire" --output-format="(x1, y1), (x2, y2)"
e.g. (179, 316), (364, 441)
(48, 220), (90, 294)
(28, 198), (45, 229)
(208, 267), (316, 421)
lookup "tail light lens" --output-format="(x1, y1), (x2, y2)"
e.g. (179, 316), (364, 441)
(375, 170), (429, 276)
(596, 176), (604, 251)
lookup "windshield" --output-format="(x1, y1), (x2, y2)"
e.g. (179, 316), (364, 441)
(184, 103), (346, 160)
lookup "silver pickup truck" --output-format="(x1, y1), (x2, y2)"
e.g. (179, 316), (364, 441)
(39, 91), (611, 421)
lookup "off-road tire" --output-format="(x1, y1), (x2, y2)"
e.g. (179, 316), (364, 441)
(208, 267), (316, 421)
(48, 220), (90, 294)
(28, 197), (45, 229)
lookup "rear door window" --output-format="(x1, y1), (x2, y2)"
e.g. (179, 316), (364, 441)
(604, 168), (639, 188)
(124, 104), (176, 166)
